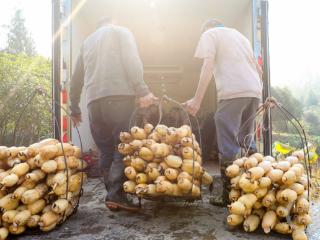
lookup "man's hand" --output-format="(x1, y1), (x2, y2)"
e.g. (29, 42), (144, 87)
(182, 58), (213, 117)
(139, 93), (158, 108)
(71, 114), (82, 127)
(183, 97), (201, 116)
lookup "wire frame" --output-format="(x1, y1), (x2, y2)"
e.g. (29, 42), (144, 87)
(11, 87), (85, 222)
(236, 103), (267, 157)
(128, 95), (205, 202)
(236, 97), (316, 226)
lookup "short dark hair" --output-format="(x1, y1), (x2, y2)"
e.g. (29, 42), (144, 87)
(97, 17), (112, 28)
(201, 19), (223, 32)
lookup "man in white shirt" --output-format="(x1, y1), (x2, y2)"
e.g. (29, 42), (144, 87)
(184, 19), (263, 206)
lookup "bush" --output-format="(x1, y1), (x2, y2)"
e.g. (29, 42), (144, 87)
(272, 132), (320, 149)
(0, 53), (52, 146)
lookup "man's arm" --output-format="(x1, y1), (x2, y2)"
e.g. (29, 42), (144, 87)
(194, 58), (214, 103)
(184, 30), (216, 116)
(184, 58), (214, 116)
(69, 52), (84, 125)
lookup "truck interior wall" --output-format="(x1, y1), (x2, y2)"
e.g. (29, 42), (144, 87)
(70, 0), (253, 151)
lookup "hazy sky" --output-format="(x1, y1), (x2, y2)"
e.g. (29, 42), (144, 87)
(0, 0), (51, 57)
(0, 0), (319, 88)
(269, 0), (320, 87)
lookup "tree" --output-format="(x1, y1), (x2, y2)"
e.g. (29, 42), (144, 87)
(305, 89), (318, 107)
(6, 9), (36, 56)
(0, 10), (52, 146)
(0, 53), (52, 146)
(271, 86), (303, 132)
(271, 86), (303, 118)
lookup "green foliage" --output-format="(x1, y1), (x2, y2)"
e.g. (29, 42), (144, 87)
(305, 89), (318, 107)
(270, 85), (320, 151)
(6, 9), (36, 56)
(303, 108), (320, 135)
(0, 52), (52, 146)
(271, 86), (303, 118)
(273, 132), (305, 149)
(282, 75), (320, 137)
(0, 9), (52, 146)
(272, 132), (320, 149)
(271, 86), (303, 132)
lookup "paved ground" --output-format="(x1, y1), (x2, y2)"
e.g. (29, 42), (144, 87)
(13, 175), (319, 240)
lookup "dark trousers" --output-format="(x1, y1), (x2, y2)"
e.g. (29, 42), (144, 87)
(88, 96), (135, 201)
(215, 97), (259, 160)
(201, 112), (218, 162)
(215, 97), (259, 201)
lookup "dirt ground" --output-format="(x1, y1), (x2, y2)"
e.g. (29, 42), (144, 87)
(15, 173), (320, 240)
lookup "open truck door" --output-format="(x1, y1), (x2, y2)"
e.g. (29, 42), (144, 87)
(52, 0), (271, 153)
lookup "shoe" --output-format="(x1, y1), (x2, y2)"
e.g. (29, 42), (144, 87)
(209, 195), (227, 207)
(105, 195), (140, 212)
(246, 148), (258, 157)
(218, 155), (233, 207)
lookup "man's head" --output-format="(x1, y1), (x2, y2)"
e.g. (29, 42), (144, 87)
(201, 19), (223, 33)
(97, 16), (113, 28)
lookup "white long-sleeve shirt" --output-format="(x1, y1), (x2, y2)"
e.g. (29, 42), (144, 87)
(70, 25), (149, 115)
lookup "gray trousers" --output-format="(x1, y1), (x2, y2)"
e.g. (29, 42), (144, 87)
(88, 96), (135, 201)
(215, 97), (259, 202)
(215, 97), (260, 160)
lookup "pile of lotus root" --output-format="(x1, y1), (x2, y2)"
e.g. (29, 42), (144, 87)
(118, 123), (213, 199)
(0, 139), (87, 239)
(226, 152), (311, 240)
